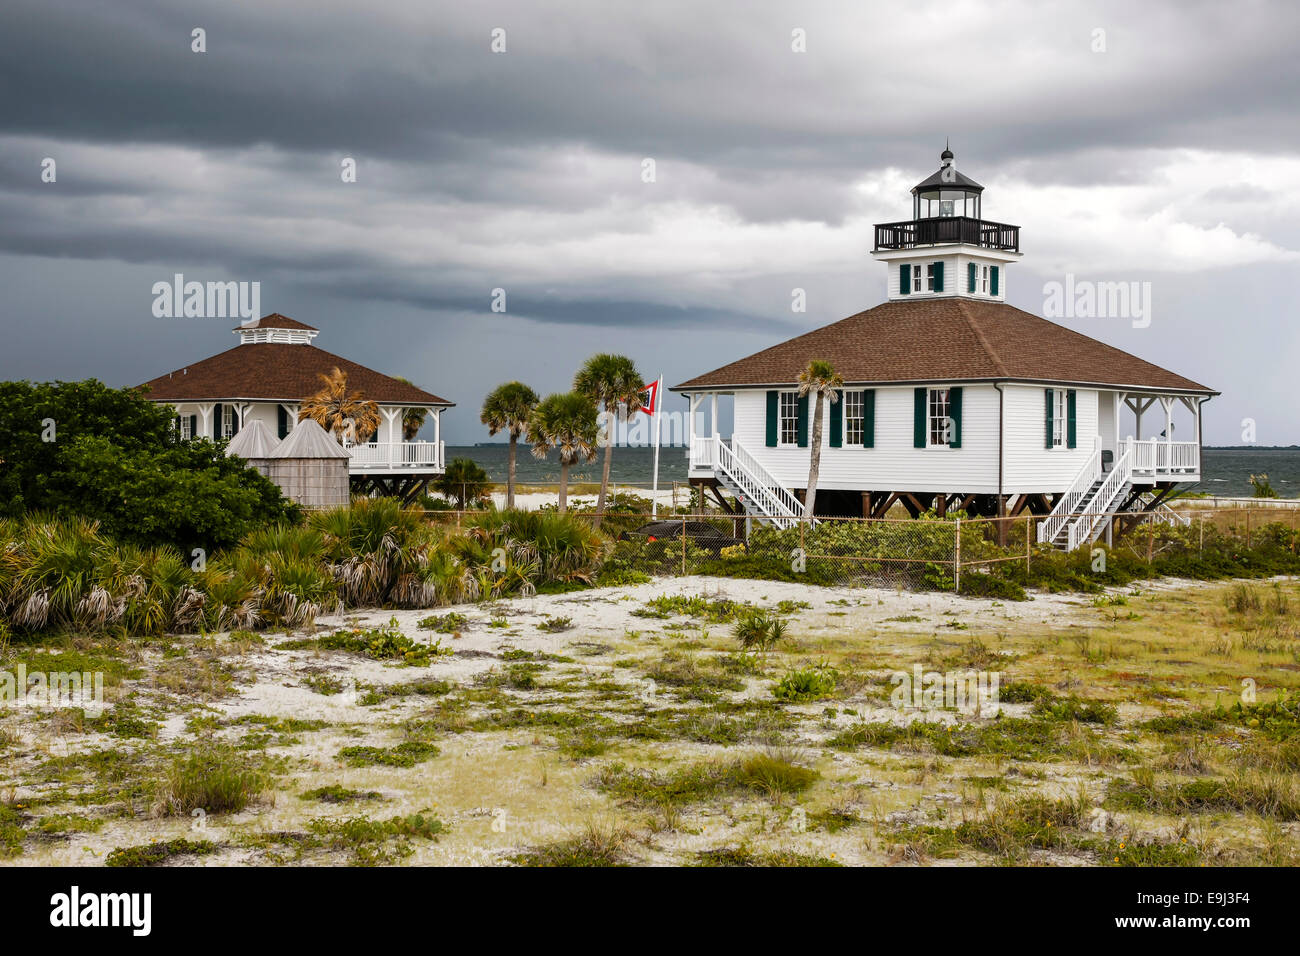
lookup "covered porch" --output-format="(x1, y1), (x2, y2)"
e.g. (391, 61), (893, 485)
(1102, 391), (1205, 483)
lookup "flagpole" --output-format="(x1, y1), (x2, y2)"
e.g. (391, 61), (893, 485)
(651, 375), (663, 518)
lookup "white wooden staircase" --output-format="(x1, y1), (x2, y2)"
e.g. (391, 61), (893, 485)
(1037, 439), (1189, 551)
(690, 436), (805, 529)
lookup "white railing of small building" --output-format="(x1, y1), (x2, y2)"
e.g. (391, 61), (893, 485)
(345, 440), (444, 470)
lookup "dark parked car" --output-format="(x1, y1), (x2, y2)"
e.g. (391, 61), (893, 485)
(619, 520), (744, 553)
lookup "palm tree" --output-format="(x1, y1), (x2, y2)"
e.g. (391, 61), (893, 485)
(527, 392), (599, 514)
(797, 359), (843, 519)
(435, 457), (493, 509)
(480, 381), (539, 510)
(299, 367), (381, 444)
(573, 353), (644, 525)
(391, 377), (429, 440)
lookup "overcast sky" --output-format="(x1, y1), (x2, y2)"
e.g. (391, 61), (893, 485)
(1, 0), (1298, 444)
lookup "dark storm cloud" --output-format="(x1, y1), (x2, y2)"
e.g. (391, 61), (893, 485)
(0, 0), (1298, 443)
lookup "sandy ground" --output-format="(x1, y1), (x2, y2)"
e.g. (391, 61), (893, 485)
(4, 574), (1292, 866)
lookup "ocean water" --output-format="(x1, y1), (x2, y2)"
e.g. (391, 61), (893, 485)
(444, 445), (1300, 499)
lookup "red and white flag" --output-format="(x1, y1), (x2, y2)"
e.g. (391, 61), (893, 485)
(638, 378), (660, 416)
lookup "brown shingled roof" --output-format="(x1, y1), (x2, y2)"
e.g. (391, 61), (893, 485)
(231, 313), (319, 332)
(138, 343), (453, 406)
(673, 299), (1214, 394)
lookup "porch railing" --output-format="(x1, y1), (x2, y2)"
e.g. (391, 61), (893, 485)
(345, 440), (444, 470)
(1121, 438), (1199, 480)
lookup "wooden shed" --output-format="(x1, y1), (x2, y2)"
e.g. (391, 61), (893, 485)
(223, 418), (278, 478)
(265, 419), (350, 509)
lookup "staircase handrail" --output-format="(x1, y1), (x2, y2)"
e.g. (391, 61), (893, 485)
(713, 437), (804, 529)
(1038, 440), (1103, 544)
(1067, 446), (1134, 550)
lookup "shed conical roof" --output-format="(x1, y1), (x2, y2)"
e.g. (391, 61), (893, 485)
(224, 419), (278, 459)
(268, 418), (352, 459)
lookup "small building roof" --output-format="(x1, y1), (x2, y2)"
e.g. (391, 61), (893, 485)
(139, 343), (453, 406)
(232, 313), (319, 332)
(268, 418), (351, 459)
(224, 419), (277, 459)
(672, 299), (1215, 394)
(912, 166), (984, 194)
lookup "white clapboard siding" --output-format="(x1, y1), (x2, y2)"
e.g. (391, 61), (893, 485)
(884, 252), (1007, 302)
(731, 384), (1100, 495)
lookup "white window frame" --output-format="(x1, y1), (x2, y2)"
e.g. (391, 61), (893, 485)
(844, 390), (863, 446)
(221, 405), (236, 438)
(778, 391), (799, 446)
(1052, 390), (1067, 448)
(179, 414), (192, 440)
(980, 265), (989, 294)
(928, 388), (953, 448)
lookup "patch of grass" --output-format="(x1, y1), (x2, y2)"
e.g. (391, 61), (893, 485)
(287, 617), (451, 666)
(154, 747), (272, 817)
(1031, 696), (1118, 725)
(105, 838), (218, 867)
(305, 813), (444, 865)
(596, 751), (817, 807)
(538, 615), (574, 633)
(695, 845), (842, 867)
(418, 612), (469, 633)
(336, 741), (440, 768)
(1106, 771), (1300, 820)
(512, 822), (632, 867)
(644, 652), (745, 702)
(299, 785), (384, 804)
(632, 595), (746, 623)
(772, 665), (838, 702)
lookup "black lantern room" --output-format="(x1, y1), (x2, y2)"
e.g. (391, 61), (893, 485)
(911, 145), (984, 220)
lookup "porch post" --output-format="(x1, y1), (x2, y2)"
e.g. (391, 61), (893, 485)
(197, 403), (213, 438)
(382, 407), (401, 466)
(432, 408), (442, 468)
(710, 392), (719, 441)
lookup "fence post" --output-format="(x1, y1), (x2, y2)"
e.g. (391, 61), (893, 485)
(681, 513), (687, 576)
(1025, 516), (1031, 576)
(1246, 509), (1252, 549)
(1147, 516), (1154, 564)
(954, 518), (961, 594)
(1199, 514), (1204, 554)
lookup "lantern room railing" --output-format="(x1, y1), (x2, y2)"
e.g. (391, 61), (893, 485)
(873, 217), (1020, 253)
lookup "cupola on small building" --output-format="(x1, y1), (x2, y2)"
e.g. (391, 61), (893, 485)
(674, 148), (1217, 549)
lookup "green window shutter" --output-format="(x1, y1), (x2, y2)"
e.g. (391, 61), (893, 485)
(213, 404), (223, 439)
(933, 261), (944, 293)
(1067, 390), (1077, 449)
(765, 391), (778, 447)
(796, 395), (809, 447)
(990, 266), (999, 296)
(862, 389), (875, 448)
(949, 387), (962, 448)
(1044, 389), (1055, 448)
(829, 395), (842, 448)
(913, 388), (927, 448)
(899, 263), (910, 295)
(189, 415), (197, 438)
(278, 405), (289, 439)
(968, 262), (976, 293)
(230, 408), (240, 436)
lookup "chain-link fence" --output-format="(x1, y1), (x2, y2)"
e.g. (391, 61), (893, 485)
(417, 501), (1300, 594)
